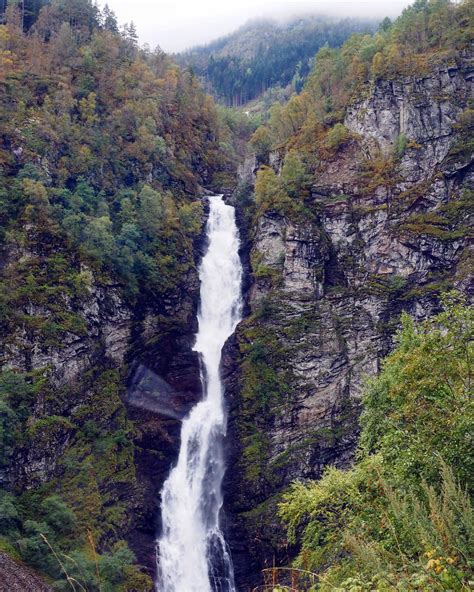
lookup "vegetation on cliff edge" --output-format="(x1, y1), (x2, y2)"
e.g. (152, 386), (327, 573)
(280, 297), (473, 591)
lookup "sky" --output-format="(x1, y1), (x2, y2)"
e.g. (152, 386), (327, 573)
(105, 0), (413, 53)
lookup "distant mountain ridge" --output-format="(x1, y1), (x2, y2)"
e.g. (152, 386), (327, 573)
(177, 15), (379, 106)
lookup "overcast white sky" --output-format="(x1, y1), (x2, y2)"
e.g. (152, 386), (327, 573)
(104, 0), (413, 53)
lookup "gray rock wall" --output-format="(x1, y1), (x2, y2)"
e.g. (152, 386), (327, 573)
(224, 58), (473, 589)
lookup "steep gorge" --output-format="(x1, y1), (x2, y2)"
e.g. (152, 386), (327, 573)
(0, 0), (472, 590)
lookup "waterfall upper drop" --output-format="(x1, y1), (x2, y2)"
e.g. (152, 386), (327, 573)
(157, 195), (242, 592)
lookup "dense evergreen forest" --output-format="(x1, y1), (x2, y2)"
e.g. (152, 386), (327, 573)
(0, 0), (237, 299)
(0, 0), (50, 30)
(177, 16), (379, 107)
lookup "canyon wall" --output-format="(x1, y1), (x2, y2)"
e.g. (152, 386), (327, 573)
(224, 58), (473, 589)
(0, 214), (207, 579)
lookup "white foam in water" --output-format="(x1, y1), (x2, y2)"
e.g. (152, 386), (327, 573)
(156, 195), (242, 592)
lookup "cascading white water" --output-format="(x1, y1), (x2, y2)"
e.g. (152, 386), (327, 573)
(156, 195), (242, 592)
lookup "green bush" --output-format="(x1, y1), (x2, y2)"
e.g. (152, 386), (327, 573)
(279, 296), (474, 590)
(39, 496), (76, 535)
(0, 371), (41, 465)
(0, 492), (20, 537)
(394, 133), (408, 158)
(325, 123), (351, 151)
(360, 294), (473, 488)
(281, 150), (311, 199)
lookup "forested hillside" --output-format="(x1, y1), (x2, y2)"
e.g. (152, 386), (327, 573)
(0, 0), (234, 299)
(249, 0), (473, 160)
(0, 0), (232, 588)
(177, 16), (378, 106)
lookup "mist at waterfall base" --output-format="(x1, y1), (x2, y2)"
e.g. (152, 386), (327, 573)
(156, 196), (243, 592)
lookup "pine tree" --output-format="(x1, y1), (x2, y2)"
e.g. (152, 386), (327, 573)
(102, 3), (117, 33)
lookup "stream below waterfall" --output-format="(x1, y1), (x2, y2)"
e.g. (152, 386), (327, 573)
(156, 195), (242, 592)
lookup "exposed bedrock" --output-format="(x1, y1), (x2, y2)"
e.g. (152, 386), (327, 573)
(223, 59), (473, 589)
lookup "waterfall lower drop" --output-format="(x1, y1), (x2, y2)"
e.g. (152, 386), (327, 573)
(156, 195), (242, 592)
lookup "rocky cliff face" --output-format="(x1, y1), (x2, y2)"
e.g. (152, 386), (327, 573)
(0, 552), (52, 592)
(224, 58), (473, 589)
(0, 212), (207, 578)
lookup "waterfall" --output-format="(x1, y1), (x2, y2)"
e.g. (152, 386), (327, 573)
(156, 195), (242, 592)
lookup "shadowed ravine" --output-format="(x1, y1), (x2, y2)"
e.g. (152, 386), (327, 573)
(156, 195), (243, 592)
